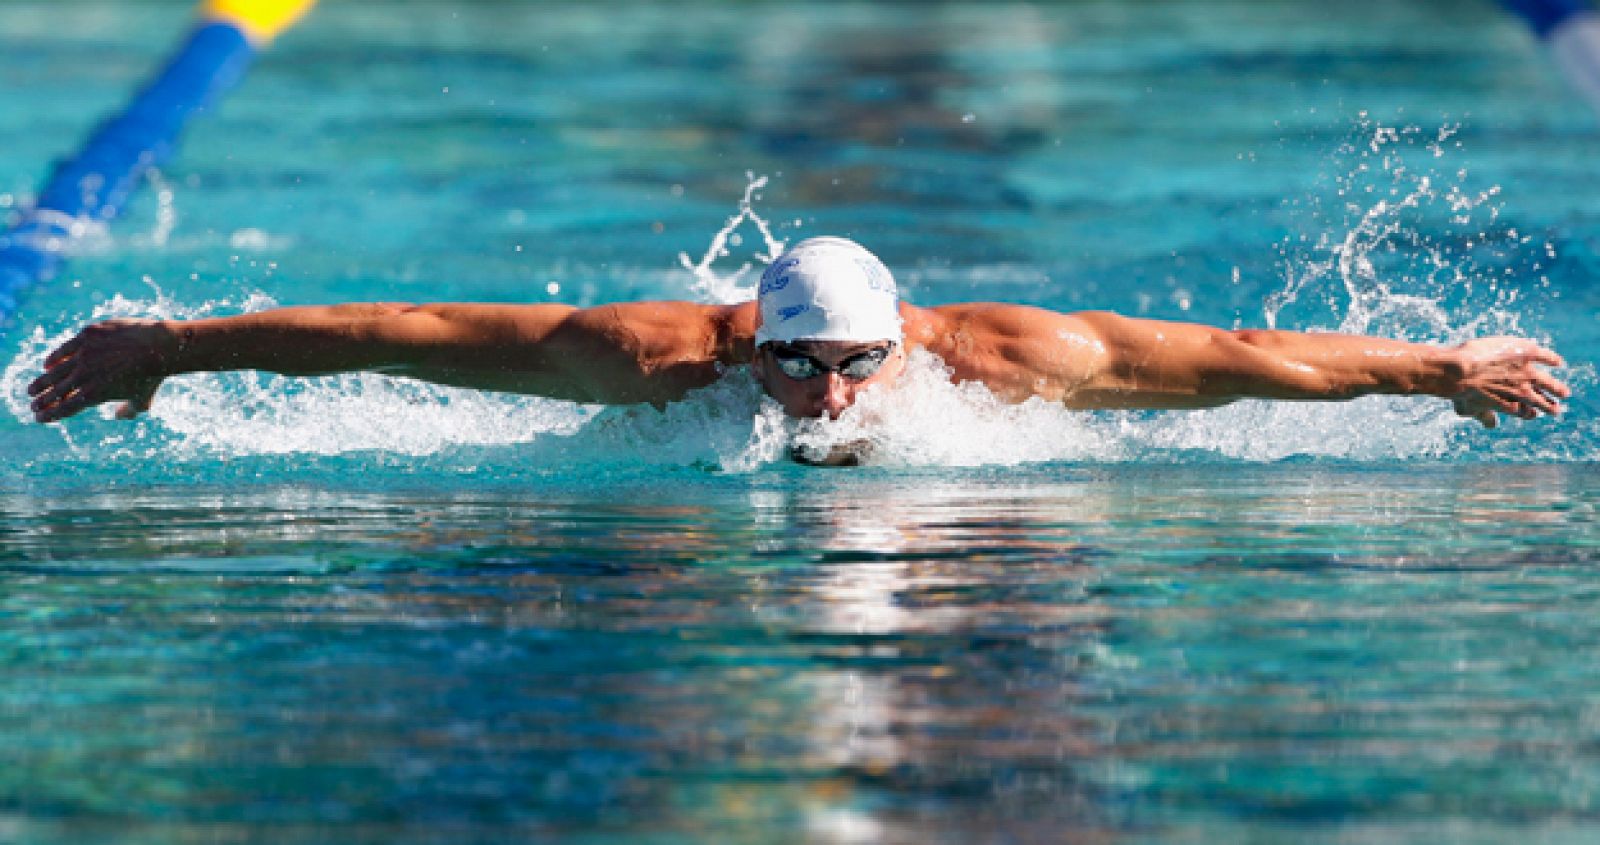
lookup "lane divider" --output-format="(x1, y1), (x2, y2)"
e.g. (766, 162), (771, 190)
(0, 0), (316, 324)
(1502, 0), (1600, 112)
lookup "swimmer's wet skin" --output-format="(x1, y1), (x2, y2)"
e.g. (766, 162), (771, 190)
(28, 237), (1571, 437)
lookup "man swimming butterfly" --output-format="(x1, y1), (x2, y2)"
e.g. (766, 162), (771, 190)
(27, 237), (1570, 454)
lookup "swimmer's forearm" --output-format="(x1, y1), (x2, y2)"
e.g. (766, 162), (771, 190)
(166, 305), (401, 375)
(161, 302), (595, 396)
(163, 303), (558, 376)
(1203, 329), (1458, 400)
(30, 301), (730, 423)
(1066, 314), (1460, 407)
(1159, 328), (1569, 426)
(159, 301), (737, 404)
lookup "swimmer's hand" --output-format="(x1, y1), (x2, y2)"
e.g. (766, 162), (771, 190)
(28, 319), (177, 423)
(1444, 337), (1569, 429)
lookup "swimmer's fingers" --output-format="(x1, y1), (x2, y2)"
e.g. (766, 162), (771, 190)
(30, 366), (92, 419)
(26, 356), (77, 398)
(1452, 386), (1522, 427)
(1455, 337), (1566, 376)
(31, 319), (177, 423)
(36, 371), (165, 423)
(1532, 369), (1571, 404)
(1459, 385), (1521, 415)
(1515, 383), (1563, 417)
(1496, 367), (1569, 419)
(1453, 382), (1563, 428)
(1448, 337), (1574, 427)
(1526, 345), (1566, 370)
(29, 353), (105, 407)
(33, 377), (109, 423)
(30, 324), (122, 401)
(1488, 384), (1544, 420)
(43, 332), (84, 368)
(43, 319), (167, 369)
(1519, 351), (1570, 415)
(1494, 339), (1564, 371)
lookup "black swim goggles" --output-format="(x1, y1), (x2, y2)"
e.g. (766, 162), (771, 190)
(764, 342), (896, 381)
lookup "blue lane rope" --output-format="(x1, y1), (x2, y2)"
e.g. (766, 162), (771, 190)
(1503, 0), (1592, 38)
(0, 21), (256, 323)
(1501, 0), (1600, 114)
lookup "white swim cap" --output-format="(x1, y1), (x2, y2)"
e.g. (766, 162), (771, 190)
(754, 237), (902, 345)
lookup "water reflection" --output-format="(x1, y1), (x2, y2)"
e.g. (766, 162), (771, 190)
(0, 466), (1596, 839)
(741, 480), (1119, 837)
(735, 4), (1060, 223)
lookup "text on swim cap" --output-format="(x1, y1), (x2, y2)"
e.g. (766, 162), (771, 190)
(855, 258), (896, 294)
(758, 257), (800, 295)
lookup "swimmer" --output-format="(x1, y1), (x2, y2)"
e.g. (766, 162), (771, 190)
(27, 237), (1571, 439)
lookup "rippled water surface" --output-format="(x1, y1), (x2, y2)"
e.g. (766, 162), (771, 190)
(3, 0), (1599, 841)
(3, 467), (1599, 843)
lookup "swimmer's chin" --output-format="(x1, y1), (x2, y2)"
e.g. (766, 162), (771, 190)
(790, 439), (874, 467)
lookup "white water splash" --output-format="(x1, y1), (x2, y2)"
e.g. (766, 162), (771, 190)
(15, 167), (178, 258)
(769, 350), (1476, 467)
(3, 286), (1578, 468)
(6, 208), (113, 257)
(2, 291), (596, 460)
(1265, 119), (1540, 345)
(5, 129), (1586, 469)
(144, 168), (178, 249)
(6, 169), (291, 260)
(573, 370), (790, 471)
(677, 172), (788, 304)
(787, 349), (1121, 467)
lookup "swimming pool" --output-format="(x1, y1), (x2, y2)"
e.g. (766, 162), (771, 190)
(2, 1), (1598, 841)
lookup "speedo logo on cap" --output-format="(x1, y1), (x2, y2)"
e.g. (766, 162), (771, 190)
(758, 257), (800, 295)
(754, 236), (902, 344)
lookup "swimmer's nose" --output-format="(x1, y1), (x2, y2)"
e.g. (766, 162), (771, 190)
(818, 373), (854, 419)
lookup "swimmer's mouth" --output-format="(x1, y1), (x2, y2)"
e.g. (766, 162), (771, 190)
(790, 439), (873, 467)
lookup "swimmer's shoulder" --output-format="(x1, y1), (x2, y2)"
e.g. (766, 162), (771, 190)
(564, 300), (756, 368)
(714, 301), (760, 364)
(911, 303), (1105, 390)
(909, 302), (1063, 352)
(915, 302), (1101, 342)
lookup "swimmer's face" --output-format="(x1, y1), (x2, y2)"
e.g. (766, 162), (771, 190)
(754, 339), (906, 419)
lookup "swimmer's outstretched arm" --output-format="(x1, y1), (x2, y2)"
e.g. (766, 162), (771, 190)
(1042, 310), (1570, 428)
(931, 305), (1570, 427)
(28, 301), (749, 422)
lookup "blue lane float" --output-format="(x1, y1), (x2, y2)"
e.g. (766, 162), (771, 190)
(1502, 0), (1600, 112)
(0, 0), (315, 325)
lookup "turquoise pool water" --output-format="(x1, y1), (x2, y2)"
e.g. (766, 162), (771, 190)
(2, 1), (1598, 841)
